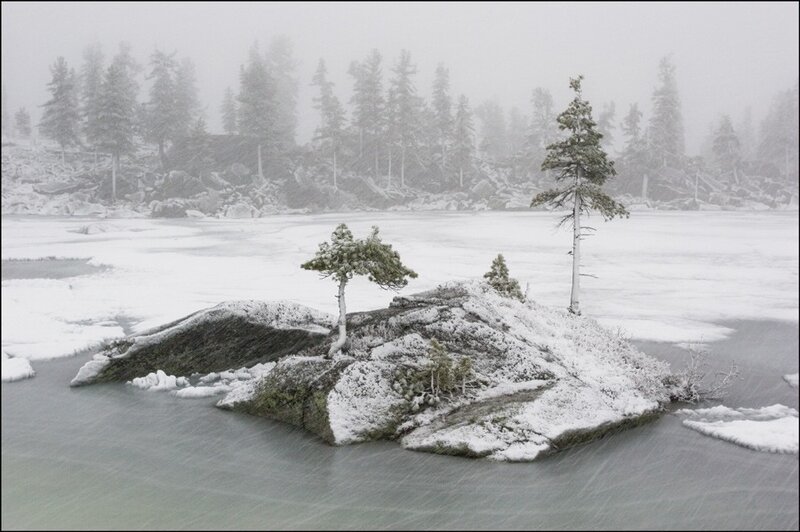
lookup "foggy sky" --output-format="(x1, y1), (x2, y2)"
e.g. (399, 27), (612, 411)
(2, 2), (798, 152)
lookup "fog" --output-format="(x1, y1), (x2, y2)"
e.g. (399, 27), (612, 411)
(2, 1), (798, 152)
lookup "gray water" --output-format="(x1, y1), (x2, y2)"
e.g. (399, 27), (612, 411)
(1, 258), (106, 280)
(2, 321), (798, 530)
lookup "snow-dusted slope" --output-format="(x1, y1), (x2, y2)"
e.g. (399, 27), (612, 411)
(71, 300), (333, 386)
(220, 281), (672, 461)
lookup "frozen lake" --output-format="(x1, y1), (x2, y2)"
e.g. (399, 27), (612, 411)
(2, 211), (799, 529)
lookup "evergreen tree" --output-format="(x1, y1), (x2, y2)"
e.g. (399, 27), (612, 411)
(648, 56), (684, 168)
(143, 49), (178, 169)
(531, 76), (628, 315)
(712, 115), (741, 184)
(1, 84), (9, 138)
(81, 43), (105, 148)
(14, 107), (31, 138)
(484, 254), (524, 301)
(97, 44), (140, 202)
(387, 50), (422, 187)
(238, 43), (276, 144)
(736, 106), (755, 162)
(507, 106), (528, 179)
(311, 59), (346, 187)
(432, 63), (453, 173)
(39, 56), (81, 154)
(475, 100), (507, 161)
(349, 49), (384, 176)
(267, 36), (299, 150)
(452, 95), (475, 188)
(758, 81), (799, 182)
(619, 103), (650, 198)
(525, 87), (557, 178)
(596, 101), (616, 150)
(301, 224), (417, 356)
(220, 87), (238, 135)
(173, 58), (199, 140)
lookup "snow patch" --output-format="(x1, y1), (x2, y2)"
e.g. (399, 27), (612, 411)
(783, 373), (798, 388)
(677, 404), (799, 454)
(128, 370), (189, 391)
(1, 351), (35, 382)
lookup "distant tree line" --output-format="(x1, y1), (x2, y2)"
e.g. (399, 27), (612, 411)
(2, 39), (797, 202)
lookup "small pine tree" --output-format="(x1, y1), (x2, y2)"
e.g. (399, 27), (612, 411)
(220, 87), (238, 135)
(301, 224), (417, 357)
(484, 254), (524, 301)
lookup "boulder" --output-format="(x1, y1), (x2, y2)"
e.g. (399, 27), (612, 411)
(470, 179), (496, 200)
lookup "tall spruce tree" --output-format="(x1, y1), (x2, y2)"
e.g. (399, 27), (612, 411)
(173, 58), (199, 140)
(531, 76), (628, 315)
(619, 103), (650, 198)
(648, 56), (684, 168)
(81, 43), (105, 149)
(387, 50), (421, 187)
(475, 100), (507, 162)
(596, 101), (616, 150)
(432, 63), (453, 174)
(712, 115), (742, 184)
(220, 87), (238, 134)
(349, 49), (384, 176)
(525, 87), (557, 178)
(238, 43), (276, 144)
(452, 94), (475, 188)
(267, 36), (299, 150)
(311, 59), (346, 187)
(758, 81), (799, 182)
(97, 44), (139, 201)
(143, 49), (178, 169)
(39, 56), (81, 156)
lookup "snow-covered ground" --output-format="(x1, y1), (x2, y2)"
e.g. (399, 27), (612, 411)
(1, 211), (798, 378)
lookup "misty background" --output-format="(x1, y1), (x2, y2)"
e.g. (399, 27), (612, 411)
(2, 2), (798, 152)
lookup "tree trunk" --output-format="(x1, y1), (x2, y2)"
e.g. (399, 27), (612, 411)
(61, 148), (65, 166)
(387, 146), (392, 188)
(93, 149), (98, 171)
(642, 173), (649, 202)
(401, 145), (406, 188)
(359, 129), (363, 158)
(111, 153), (118, 203)
(459, 167), (463, 188)
(257, 144), (264, 183)
(332, 148), (337, 189)
(694, 171), (699, 202)
(785, 146), (790, 181)
(569, 168), (581, 315)
(374, 146), (379, 179)
(328, 279), (348, 357)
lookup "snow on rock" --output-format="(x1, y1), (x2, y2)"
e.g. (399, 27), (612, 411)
(221, 281), (672, 460)
(176, 362), (276, 400)
(783, 373), (799, 388)
(71, 300), (332, 385)
(677, 404), (799, 454)
(1, 350), (35, 382)
(128, 370), (189, 391)
(69, 354), (111, 386)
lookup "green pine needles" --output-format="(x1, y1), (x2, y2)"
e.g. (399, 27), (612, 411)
(484, 254), (524, 301)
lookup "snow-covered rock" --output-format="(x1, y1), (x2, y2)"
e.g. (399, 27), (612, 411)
(218, 281), (672, 461)
(128, 369), (189, 391)
(783, 373), (798, 389)
(1, 350), (35, 382)
(71, 300), (333, 386)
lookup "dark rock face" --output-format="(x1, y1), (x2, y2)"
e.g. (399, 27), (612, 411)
(71, 301), (333, 386)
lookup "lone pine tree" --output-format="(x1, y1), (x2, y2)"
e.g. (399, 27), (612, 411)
(302, 224), (417, 357)
(484, 254), (524, 301)
(531, 75), (628, 315)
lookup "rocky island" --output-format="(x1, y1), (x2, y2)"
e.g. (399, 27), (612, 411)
(72, 281), (674, 461)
